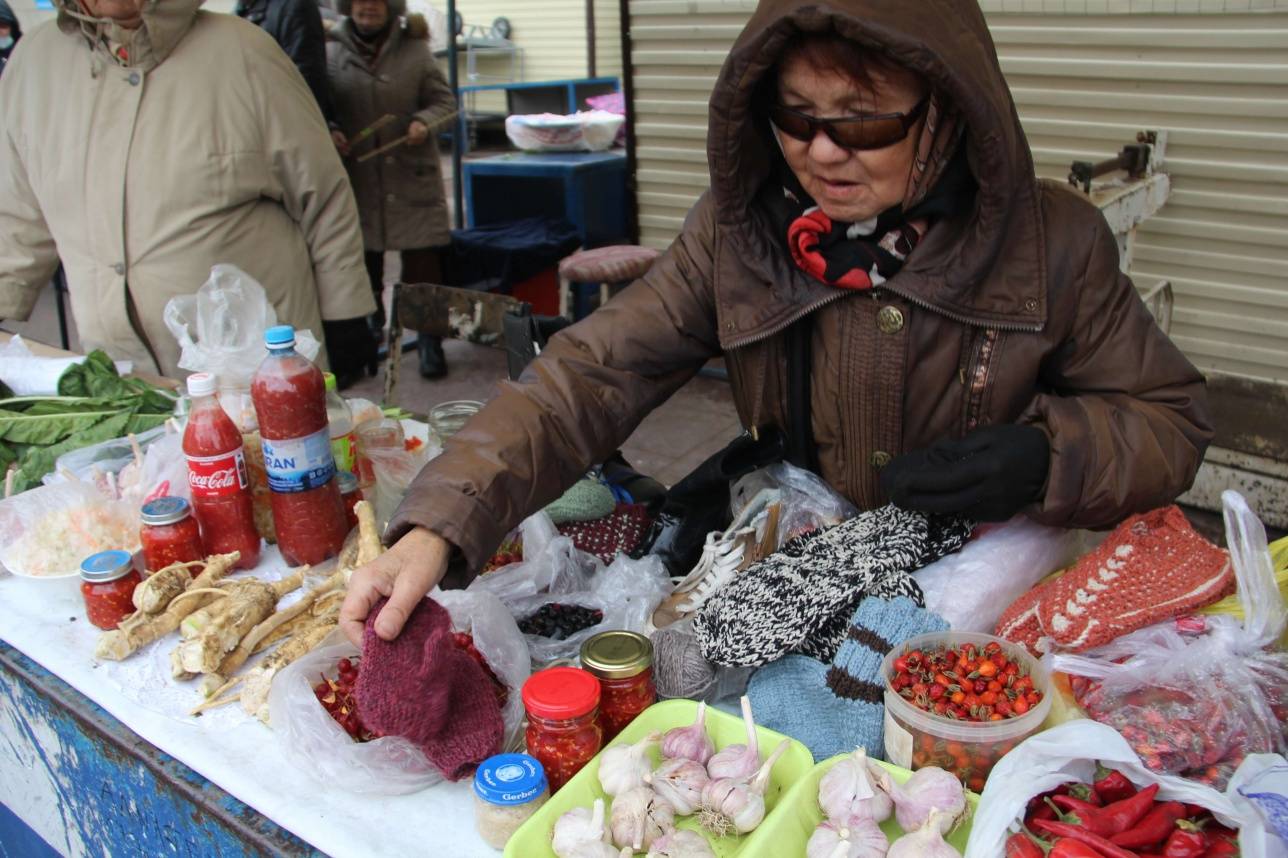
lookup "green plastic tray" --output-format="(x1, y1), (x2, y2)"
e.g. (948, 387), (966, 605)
(504, 698), (815, 857)
(739, 753), (981, 856)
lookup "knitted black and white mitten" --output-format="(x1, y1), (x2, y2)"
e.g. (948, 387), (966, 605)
(693, 505), (972, 668)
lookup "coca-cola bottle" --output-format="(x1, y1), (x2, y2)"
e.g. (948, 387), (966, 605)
(183, 372), (262, 569)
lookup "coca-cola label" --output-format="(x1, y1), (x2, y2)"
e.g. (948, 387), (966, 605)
(188, 447), (250, 498)
(261, 427), (337, 493)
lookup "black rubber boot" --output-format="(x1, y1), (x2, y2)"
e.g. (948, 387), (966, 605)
(418, 334), (447, 379)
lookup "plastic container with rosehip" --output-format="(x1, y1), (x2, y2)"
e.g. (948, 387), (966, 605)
(881, 631), (1051, 792)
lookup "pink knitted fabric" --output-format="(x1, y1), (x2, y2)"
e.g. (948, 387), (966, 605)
(995, 506), (1232, 654)
(355, 597), (503, 780)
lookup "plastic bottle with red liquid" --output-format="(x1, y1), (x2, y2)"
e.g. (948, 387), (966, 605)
(183, 373), (262, 570)
(251, 325), (348, 566)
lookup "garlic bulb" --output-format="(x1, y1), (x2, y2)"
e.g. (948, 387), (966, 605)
(610, 786), (676, 852)
(697, 738), (789, 837)
(886, 811), (962, 858)
(645, 830), (717, 858)
(819, 749), (893, 824)
(660, 701), (716, 765)
(876, 767), (966, 834)
(647, 757), (710, 816)
(598, 731), (661, 797)
(805, 817), (889, 858)
(705, 695), (760, 781)
(553, 798), (612, 858)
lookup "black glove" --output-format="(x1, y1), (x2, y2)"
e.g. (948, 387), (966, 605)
(880, 423), (1050, 521)
(322, 317), (378, 389)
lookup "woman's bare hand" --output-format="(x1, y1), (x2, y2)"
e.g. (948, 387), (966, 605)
(340, 526), (450, 646)
(331, 129), (350, 157)
(406, 119), (430, 146)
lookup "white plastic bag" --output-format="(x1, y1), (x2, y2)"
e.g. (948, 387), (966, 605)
(163, 265), (320, 431)
(913, 516), (1094, 633)
(43, 423), (190, 507)
(268, 590), (531, 794)
(0, 334), (132, 396)
(730, 462), (857, 545)
(1052, 491), (1288, 787)
(965, 720), (1288, 858)
(470, 512), (672, 663)
(504, 110), (625, 152)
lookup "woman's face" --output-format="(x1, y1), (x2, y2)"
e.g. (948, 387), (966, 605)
(774, 50), (927, 223)
(351, 0), (389, 33)
(79, 0), (146, 28)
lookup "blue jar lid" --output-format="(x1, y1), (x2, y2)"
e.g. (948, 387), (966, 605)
(473, 754), (547, 806)
(264, 325), (296, 348)
(140, 496), (192, 526)
(80, 550), (135, 583)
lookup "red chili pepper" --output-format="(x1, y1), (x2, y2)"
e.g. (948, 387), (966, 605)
(1099, 783), (1162, 835)
(1031, 819), (1145, 858)
(1050, 839), (1110, 858)
(1007, 832), (1048, 858)
(1070, 782), (1105, 806)
(1202, 839), (1239, 857)
(1162, 820), (1209, 858)
(1052, 795), (1119, 837)
(1094, 767), (1138, 804)
(1111, 802), (1189, 848)
(1182, 804), (1208, 819)
(1029, 784), (1074, 824)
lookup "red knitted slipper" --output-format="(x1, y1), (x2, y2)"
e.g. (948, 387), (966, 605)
(994, 583), (1045, 654)
(355, 597), (504, 780)
(556, 502), (654, 564)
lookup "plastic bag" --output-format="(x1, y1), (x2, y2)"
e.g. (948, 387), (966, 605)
(366, 439), (436, 534)
(470, 512), (672, 663)
(1052, 491), (1288, 789)
(504, 110), (625, 152)
(43, 423), (190, 506)
(268, 590), (531, 794)
(913, 516), (1096, 633)
(965, 720), (1288, 858)
(730, 462), (857, 545)
(163, 265), (320, 431)
(0, 333), (133, 396)
(0, 481), (139, 578)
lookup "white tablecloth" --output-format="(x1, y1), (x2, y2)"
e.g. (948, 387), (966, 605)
(0, 546), (496, 858)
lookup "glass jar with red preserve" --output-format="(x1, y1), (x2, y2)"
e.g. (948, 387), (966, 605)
(250, 326), (348, 566)
(80, 550), (142, 630)
(580, 630), (656, 742)
(337, 470), (362, 531)
(183, 372), (261, 570)
(139, 496), (205, 573)
(521, 667), (603, 792)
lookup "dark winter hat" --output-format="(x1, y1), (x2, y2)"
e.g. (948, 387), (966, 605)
(0, 0), (21, 31)
(336, 0), (406, 18)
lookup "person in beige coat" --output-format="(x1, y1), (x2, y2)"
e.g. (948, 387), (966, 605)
(0, 0), (375, 378)
(327, 0), (456, 378)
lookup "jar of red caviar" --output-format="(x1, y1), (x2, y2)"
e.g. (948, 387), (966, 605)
(580, 630), (656, 742)
(139, 497), (205, 573)
(521, 667), (602, 792)
(338, 471), (362, 531)
(80, 550), (142, 630)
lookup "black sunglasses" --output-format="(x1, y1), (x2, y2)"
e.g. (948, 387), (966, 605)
(769, 96), (929, 151)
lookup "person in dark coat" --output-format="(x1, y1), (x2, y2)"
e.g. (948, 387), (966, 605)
(0, 0), (21, 78)
(236, 0), (335, 123)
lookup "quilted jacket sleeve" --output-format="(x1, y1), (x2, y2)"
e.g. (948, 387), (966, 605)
(1020, 203), (1213, 529)
(388, 194), (724, 575)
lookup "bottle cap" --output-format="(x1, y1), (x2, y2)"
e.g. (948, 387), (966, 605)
(265, 325), (296, 348)
(186, 372), (217, 397)
(80, 550), (136, 584)
(140, 496), (193, 526)
(323, 371), (337, 393)
(580, 631), (653, 680)
(521, 666), (601, 720)
(473, 754), (547, 807)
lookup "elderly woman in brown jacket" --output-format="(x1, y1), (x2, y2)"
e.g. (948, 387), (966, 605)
(342, 0), (1213, 644)
(327, 0), (456, 379)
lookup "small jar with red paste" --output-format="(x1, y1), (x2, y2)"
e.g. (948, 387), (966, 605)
(139, 496), (205, 573)
(521, 667), (602, 792)
(580, 630), (656, 743)
(80, 550), (142, 630)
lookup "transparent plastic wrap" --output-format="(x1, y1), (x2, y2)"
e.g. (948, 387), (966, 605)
(503, 110), (625, 152)
(163, 265), (320, 431)
(1052, 491), (1288, 789)
(268, 590), (530, 794)
(365, 440), (435, 534)
(43, 424), (168, 496)
(470, 512), (672, 663)
(730, 462), (857, 545)
(913, 516), (1095, 633)
(0, 481), (140, 578)
(965, 720), (1288, 858)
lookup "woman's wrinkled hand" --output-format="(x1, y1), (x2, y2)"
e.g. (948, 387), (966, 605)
(331, 129), (351, 157)
(340, 526), (450, 646)
(406, 120), (430, 146)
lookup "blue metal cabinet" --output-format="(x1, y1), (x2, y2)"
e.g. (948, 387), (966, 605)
(0, 642), (318, 857)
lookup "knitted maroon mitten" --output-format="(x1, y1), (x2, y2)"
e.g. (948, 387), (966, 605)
(556, 502), (654, 564)
(355, 597), (504, 780)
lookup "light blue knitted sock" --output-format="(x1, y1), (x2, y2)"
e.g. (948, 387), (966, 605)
(747, 596), (948, 762)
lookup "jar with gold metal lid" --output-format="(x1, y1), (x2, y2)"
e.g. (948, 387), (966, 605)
(580, 630), (656, 743)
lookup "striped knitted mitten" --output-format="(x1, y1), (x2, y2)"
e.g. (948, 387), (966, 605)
(694, 505), (971, 668)
(747, 596), (949, 761)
